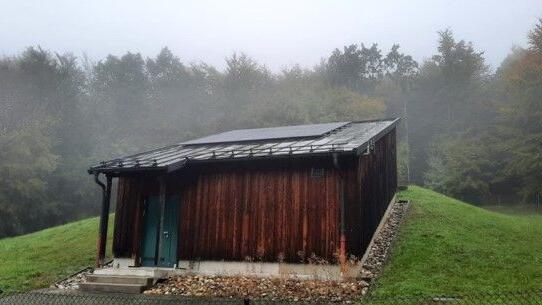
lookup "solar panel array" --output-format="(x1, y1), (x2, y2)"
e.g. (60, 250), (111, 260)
(89, 119), (399, 174)
(182, 122), (349, 145)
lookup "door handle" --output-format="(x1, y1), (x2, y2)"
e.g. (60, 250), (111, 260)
(163, 231), (169, 238)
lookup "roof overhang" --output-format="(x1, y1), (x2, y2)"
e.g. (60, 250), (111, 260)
(88, 150), (356, 176)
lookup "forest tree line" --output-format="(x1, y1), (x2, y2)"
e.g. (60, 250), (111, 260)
(0, 20), (541, 238)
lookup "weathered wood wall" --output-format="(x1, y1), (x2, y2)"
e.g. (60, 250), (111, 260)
(344, 129), (397, 257)
(179, 160), (340, 262)
(113, 159), (341, 263)
(113, 177), (141, 258)
(112, 128), (397, 264)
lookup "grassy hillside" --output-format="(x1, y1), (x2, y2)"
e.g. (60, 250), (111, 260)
(373, 186), (542, 296)
(0, 216), (112, 293)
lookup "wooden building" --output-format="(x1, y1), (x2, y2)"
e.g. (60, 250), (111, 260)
(88, 119), (398, 275)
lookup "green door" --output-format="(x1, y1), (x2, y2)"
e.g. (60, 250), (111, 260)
(140, 195), (179, 267)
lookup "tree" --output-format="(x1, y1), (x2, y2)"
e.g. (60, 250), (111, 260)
(145, 47), (206, 145)
(424, 135), (497, 203)
(0, 123), (59, 237)
(497, 19), (542, 202)
(384, 44), (418, 82)
(216, 53), (274, 130)
(528, 18), (542, 52)
(407, 30), (490, 183)
(324, 43), (386, 93)
(91, 52), (151, 152)
(325, 45), (365, 90)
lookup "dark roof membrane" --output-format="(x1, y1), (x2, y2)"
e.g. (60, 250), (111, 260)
(182, 122), (350, 145)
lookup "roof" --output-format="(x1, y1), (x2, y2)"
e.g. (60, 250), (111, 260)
(88, 118), (399, 175)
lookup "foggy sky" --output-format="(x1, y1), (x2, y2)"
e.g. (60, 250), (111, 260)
(1, 0), (541, 71)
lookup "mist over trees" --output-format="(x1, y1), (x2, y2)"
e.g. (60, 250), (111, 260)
(1, 20), (541, 238)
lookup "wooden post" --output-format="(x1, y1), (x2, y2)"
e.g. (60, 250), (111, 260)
(96, 175), (112, 268)
(339, 175), (347, 278)
(156, 176), (167, 266)
(332, 153), (348, 278)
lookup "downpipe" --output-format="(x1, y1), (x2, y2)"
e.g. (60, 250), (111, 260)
(94, 173), (112, 268)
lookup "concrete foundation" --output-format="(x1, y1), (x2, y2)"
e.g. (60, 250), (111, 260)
(178, 260), (360, 280)
(97, 260), (360, 281)
(111, 258), (135, 269)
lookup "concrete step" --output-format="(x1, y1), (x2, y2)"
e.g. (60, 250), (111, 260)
(93, 267), (170, 278)
(86, 274), (154, 286)
(79, 282), (147, 294)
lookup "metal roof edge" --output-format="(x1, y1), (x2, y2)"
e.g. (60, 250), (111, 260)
(350, 117), (400, 124)
(165, 150), (356, 173)
(88, 150), (358, 175)
(353, 117), (400, 156)
(88, 166), (167, 176)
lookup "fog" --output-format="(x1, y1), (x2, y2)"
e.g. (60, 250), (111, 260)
(0, 2), (541, 238)
(1, 0), (540, 71)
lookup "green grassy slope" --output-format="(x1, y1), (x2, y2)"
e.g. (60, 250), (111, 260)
(0, 216), (112, 293)
(374, 186), (542, 296)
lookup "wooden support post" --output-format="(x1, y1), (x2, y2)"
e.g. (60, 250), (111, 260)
(156, 176), (167, 266)
(332, 153), (348, 278)
(96, 175), (112, 268)
(339, 175), (347, 278)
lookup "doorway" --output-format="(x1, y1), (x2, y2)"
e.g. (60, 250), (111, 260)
(140, 195), (179, 267)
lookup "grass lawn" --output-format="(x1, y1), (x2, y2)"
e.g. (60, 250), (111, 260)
(372, 186), (542, 296)
(0, 216), (112, 293)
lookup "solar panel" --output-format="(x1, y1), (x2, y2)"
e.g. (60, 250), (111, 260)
(182, 122), (350, 145)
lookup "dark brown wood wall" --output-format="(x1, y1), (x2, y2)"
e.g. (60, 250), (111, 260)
(178, 160), (341, 262)
(343, 128), (397, 257)
(113, 159), (341, 263)
(113, 177), (142, 258)
(112, 128), (397, 263)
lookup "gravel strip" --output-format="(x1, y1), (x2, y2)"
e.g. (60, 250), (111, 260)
(52, 270), (91, 290)
(359, 199), (410, 282)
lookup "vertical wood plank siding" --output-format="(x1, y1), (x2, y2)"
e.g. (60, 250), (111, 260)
(113, 160), (341, 263)
(113, 177), (140, 258)
(179, 161), (340, 262)
(112, 128), (397, 264)
(343, 128), (397, 257)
